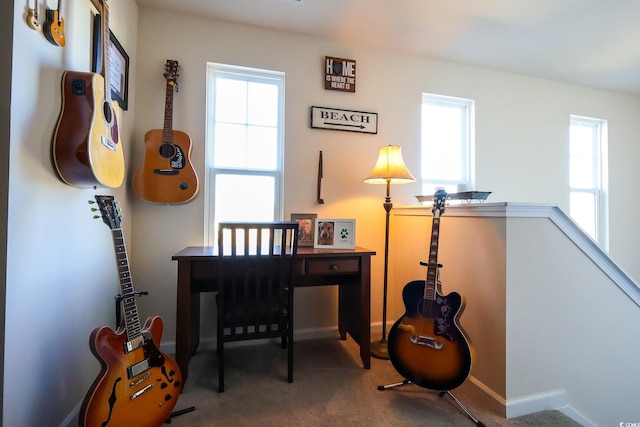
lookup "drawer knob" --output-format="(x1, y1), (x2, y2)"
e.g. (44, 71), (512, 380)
(329, 264), (339, 271)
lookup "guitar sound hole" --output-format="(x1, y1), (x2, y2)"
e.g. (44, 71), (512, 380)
(102, 101), (113, 124)
(159, 144), (176, 159)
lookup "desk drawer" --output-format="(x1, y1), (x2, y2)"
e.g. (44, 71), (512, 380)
(304, 258), (360, 275)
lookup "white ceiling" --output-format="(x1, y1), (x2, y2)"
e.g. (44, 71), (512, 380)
(136, 0), (640, 96)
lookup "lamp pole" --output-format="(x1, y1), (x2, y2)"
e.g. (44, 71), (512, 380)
(372, 179), (393, 358)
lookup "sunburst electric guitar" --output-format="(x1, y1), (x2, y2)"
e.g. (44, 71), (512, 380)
(133, 60), (199, 204)
(52, 0), (125, 188)
(79, 195), (182, 427)
(388, 189), (475, 391)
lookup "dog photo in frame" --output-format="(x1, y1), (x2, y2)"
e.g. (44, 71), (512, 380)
(314, 219), (356, 249)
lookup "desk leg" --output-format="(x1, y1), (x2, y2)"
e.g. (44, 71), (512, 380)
(336, 256), (372, 369)
(360, 255), (371, 369)
(176, 259), (193, 383)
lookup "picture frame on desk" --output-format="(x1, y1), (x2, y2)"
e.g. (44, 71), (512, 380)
(314, 218), (356, 249)
(291, 213), (317, 247)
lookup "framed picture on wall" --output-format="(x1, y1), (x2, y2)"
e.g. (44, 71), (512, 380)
(313, 218), (356, 249)
(291, 213), (317, 247)
(91, 14), (130, 110)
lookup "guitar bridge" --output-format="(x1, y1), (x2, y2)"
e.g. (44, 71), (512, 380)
(153, 169), (179, 175)
(410, 334), (444, 350)
(101, 136), (117, 151)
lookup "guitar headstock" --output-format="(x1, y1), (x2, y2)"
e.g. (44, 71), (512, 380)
(90, 195), (122, 230)
(432, 188), (448, 218)
(164, 60), (180, 86)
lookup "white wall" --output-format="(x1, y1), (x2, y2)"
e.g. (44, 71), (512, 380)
(4, 1), (138, 425)
(132, 7), (640, 349)
(506, 216), (640, 426)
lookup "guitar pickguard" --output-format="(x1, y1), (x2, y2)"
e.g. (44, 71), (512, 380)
(170, 145), (186, 169)
(420, 295), (460, 342)
(401, 279), (462, 342)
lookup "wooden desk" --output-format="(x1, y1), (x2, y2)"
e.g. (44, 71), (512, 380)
(172, 245), (376, 382)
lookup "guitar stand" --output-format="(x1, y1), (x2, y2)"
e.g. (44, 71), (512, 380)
(377, 380), (485, 427)
(114, 291), (149, 326)
(164, 406), (196, 424)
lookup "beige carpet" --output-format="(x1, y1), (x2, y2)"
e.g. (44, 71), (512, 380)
(167, 337), (582, 426)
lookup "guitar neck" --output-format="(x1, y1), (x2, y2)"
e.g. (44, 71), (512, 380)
(163, 79), (175, 143)
(111, 228), (143, 345)
(424, 215), (440, 301)
(101, 1), (112, 103)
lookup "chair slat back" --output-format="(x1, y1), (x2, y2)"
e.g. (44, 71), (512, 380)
(217, 222), (298, 341)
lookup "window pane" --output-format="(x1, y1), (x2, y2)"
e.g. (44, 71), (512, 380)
(214, 175), (275, 223)
(215, 78), (247, 124)
(570, 192), (596, 239)
(422, 103), (464, 181)
(247, 126), (278, 169)
(248, 82), (278, 126)
(213, 123), (247, 168)
(570, 124), (595, 188)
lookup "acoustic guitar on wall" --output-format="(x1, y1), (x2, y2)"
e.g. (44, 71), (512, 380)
(80, 195), (182, 427)
(43, 0), (65, 46)
(133, 60), (199, 204)
(387, 189), (475, 391)
(51, 0), (125, 188)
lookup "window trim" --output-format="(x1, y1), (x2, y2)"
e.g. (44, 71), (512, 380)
(204, 63), (285, 246)
(569, 115), (608, 250)
(420, 93), (475, 194)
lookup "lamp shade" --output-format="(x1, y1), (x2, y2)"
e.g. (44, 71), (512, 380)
(364, 145), (415, 185)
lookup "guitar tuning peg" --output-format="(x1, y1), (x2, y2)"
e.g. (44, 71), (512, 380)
(88, 200), (96, 204)
(93, 215), (100, 219)
(90, 207), (98, 212)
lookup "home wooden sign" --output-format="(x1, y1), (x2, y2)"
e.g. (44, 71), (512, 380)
(325, 56), (356, 93)
(310, 106), (378, 134)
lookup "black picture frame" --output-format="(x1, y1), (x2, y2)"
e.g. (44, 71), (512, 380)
(92, 14), (129, 110)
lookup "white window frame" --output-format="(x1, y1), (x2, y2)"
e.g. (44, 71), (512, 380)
(569, 115), (608, 249)
(420, 93), (475, 195)
(204, 63), (285, 246)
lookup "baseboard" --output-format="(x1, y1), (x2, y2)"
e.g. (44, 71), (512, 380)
(505, 389), (568, 418)
(463, 378), (592, 426)
(462, 376), (507, 417)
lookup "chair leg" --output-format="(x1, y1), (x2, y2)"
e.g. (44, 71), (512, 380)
(218, 339), (225, 392)
(287, 333), (293, 383)
(287, 288), (294, 383)
(217, 310), (225, 392)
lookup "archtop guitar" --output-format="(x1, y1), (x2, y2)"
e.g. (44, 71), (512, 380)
(388, 189), (475, 391)
(79, 195), (182, 427)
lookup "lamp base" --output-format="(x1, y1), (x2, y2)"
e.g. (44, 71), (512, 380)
(371, 339), (390, 360)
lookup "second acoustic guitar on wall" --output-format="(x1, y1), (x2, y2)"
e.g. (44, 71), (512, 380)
(133, 59), (199, 204)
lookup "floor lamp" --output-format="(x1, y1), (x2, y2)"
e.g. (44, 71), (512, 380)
(364, 145), (415, 359)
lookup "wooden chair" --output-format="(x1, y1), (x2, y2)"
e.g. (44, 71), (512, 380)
(216, 221), (299, 392)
